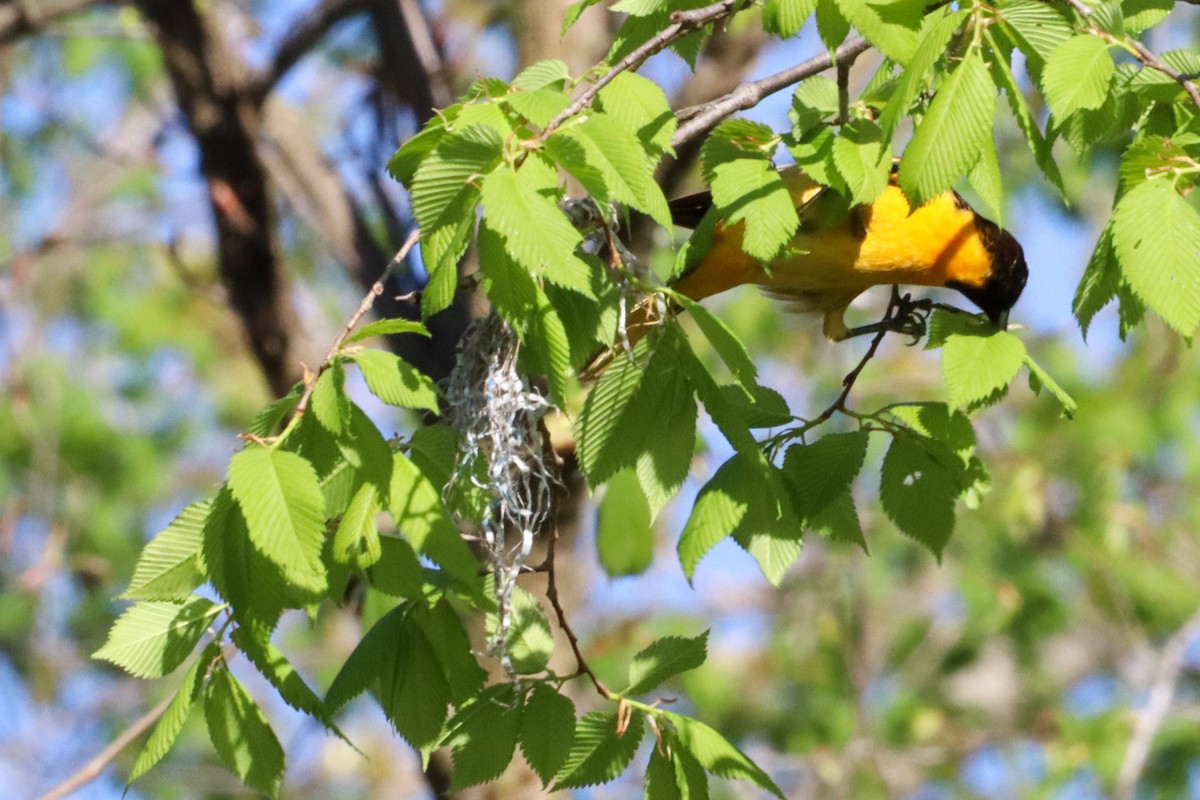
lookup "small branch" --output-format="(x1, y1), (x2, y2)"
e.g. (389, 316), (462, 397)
(1114, 605), (1200, 800)
(544, 521), (610, 699)
(36, 693), (174, 800)
(293, 228), (420, 417)
(836, 57), (852, 125)
(672, 34), (870, 148)
(1056, 0), (1200, 110)
(531, 0), (743, 145)
(249, 0), (371, 104)
(0, 0), (99, 47)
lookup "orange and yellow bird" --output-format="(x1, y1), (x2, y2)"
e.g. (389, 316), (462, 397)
(588, 166), (1027, 375)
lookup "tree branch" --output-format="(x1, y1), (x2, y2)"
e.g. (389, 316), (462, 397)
(531, 0), (744, 145)
(0, 0), (99, 47)
(36, 693), (173, 800)
(1057, 0), (1200, 110)
(672, 34), (870, 148)
(1114, 605), (1200, 800)
(249, 0), (371, 104)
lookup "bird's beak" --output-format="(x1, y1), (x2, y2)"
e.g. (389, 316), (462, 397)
(995, 309), (1010, 331)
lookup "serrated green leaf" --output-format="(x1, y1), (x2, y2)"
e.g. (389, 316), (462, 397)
(676, 339), (758, 454)
(94, 597), (220, 679)
(597, 71), (678, 156)
(325, 605), (402, 713)
(487, 585), (555, 674)
(1111, 178), (1200, 335)
(1129, 50), (1200, 102)
(390, 452), (482, 595)
(1123, 0), (1172, 33)
(205, 666), (285, 797)
(228, 446), (328, 595)
(417, 599), (487, 703)
(701, 120), (800, 261)
(512, 59), (570, 91)
(941, 329), (1027, 410)
(443, 685), (520, 790)
(1073, 221), (1120, 338)
(346, 318), (430, 345)
(232, 628), (343, 736)
(662, 711), (785, 798)
(248, 385), (302, 438)
(879, 8), (966, 138)
(309, 360), (349, 436)
(987, 33), (1066, 199)
(332, 481), (382, 569)
(607, 0), (710, 68)
(1043, 35), (1114, 118)
(480, 164), (592, 293)
(122, 500), (207, 601)
(671, 293), (756, 389)
(968, 143), (1004, 224)
(521, 685), (576, 784)
(129, 645), (213, 783)
(764, 0), (817, 36)
(352, 349), (441, 412)
(1023, 355), (1077, 418)
(832, 119), (891, 206)
(880, 435), (959, 556)
(563, 0), (603, 33)
(998, 0), (1073, 66)
(554, 711), (645, 789)
(815, 0), (851, 52)
(718, 383), (792, 429)
(200, 489), (290, 632)
(781, 431), (869, 520)
(388, 122), (447, 187)
(899, 49), (995, 208)
(678, 453), (802, 584)
(613, 0), (665, 14)
(809, 491), (867, 549)
(367, 535), (427, 598)
(625, 631), (708, 696)
(597, 468), (655, 577)
(377, 607), (452, 751)
(834, 0), (923, 62)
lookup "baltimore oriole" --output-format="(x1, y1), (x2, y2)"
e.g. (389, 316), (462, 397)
(585, 166), (1027, 377)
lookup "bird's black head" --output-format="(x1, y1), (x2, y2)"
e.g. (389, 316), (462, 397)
(947, 217), (1028, 329)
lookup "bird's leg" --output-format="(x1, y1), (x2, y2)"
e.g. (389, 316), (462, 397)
(843, 288), (933, 344)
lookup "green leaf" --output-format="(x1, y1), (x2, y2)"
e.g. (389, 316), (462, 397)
(597, 468), (655, 577)
(718, 383), (792, 429)
(563, 0), (603, 33)
(645, 742), (710, 799)
(612, 0), (665, 14)
(232, 628), (342, 735)
(1111, 178), (1200, 335)
(987, 32), (1066, 199)
(678, 453), (802, 585)
(554, 711), (645, 789)
(390, 452), (482, 595)
(333, 481), (383, 569)
(831, 118), (891, 206)
(596, 70), (679, 156)
(352, 349), (441, 412)
(310, 361), (350, 435)
(511, 59), (570, 91)
(1122, 0), (1172, 33)
(624, 631), (709, 695)
(94, 597), (221, 679)
(443, 685), (520, 790)
(968, 142), (1004, 224)
(662, 711), (785, 798)
(488, 585), (555, 674)
(325, 605), (402, 713)
(122, 500), (207, 601)
(899, 49), (995, 208)
(764, 0), (817, 37)
(834, 0), (923, 62)
(941, 328), (1027, 410)
(879, 8), (967, 138)
(815, 0), (851, 52)
(1042, 35), (1114, 119)
(417, 599), (488, 704)
(676, 339), (758, 455)
(128, 644), (213, 783)
(506, 87), (573, 129)
(480, 163), (592, 293)
(880, 434), (959, 556)
(1073, 221), (1120, 338)
(228, 446), (328, 595)
(388, 121), (447, 187)
(346, 318), (430, 345)
(808, 491), (867, 549)
(201, 489), (290, 632)
(701, 120), (800, 261)
(998, 0), (1073, 66)
(368, 535), (428, 598)
(781, 431), (869, 520)
(520, 685), (576, 784)
(205, 665), (285, 797)
(670, 293), (757, 388)
(1023, 354), (1077, 418)
(248, 385), (302, 438)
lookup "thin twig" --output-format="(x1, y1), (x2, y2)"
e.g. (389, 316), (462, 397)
(37, 693), (174, 800)
(544, 522), (610, 699)
(531, 0), (742, 145)
(248, 0), (372, 104)
(1056, 0), (1200, 110)
(1114, 605), (1200, 800)
(672, 35), (871, 148)
(293, 228), (420, 417)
